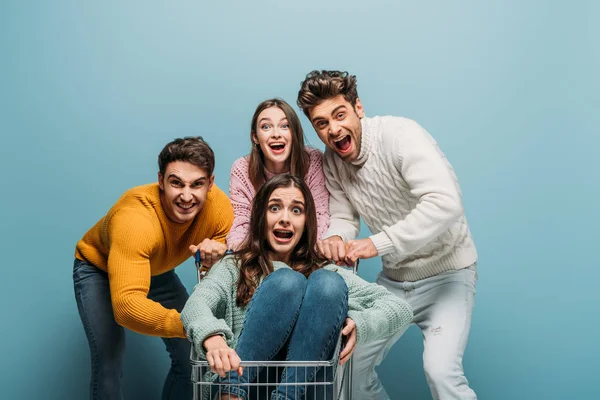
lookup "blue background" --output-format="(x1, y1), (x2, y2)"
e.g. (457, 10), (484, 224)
(1, 1), (598, 399)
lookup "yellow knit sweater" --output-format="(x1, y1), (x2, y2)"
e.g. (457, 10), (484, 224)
(75, 183), (233, 338)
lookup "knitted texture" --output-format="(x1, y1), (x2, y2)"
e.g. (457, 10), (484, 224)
(75, 183), (234, 338)
(324, 116), (478, 282)
(226, 147), (330, 249)
(181, 255), (413, 359)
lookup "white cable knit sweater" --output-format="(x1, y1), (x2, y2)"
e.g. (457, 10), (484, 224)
(323, 116), (477, 281)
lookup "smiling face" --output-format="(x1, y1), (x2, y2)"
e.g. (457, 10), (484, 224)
(252, 106), (293, 174)
(158, 161), (214, 224)
(265, 185), (306, 264)
(308, 95), (365, 163)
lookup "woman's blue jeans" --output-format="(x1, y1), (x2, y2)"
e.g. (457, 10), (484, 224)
(73, 258), (192, 400)
(222, 268), (348, 400)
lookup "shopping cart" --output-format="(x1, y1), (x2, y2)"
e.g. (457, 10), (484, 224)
(191, 251), (356, 400)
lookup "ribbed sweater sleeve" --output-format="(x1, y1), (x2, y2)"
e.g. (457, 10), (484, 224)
(368, 119), (464, 256)
(106, 209), (185, 338)
(226, 157), (254, 250)
(330, 266), (413, 343)
(181, 257), (238, 359)
(323, 150), (360, 241)
(305, 148), (331, 240)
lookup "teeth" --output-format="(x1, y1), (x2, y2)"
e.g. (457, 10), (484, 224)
(334, 135), (348, 143)
(178, 203), (194, 209)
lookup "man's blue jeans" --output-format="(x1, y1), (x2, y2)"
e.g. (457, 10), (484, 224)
(220, 268), (348, 400)
(73, 258), (192, 400)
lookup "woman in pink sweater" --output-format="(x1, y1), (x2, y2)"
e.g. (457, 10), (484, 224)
(227, 98), (330, 250)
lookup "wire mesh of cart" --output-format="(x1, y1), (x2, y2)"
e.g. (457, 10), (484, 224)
(190, 251), (356, 400)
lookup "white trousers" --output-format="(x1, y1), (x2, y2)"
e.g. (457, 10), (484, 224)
(351, 265), (478, 400)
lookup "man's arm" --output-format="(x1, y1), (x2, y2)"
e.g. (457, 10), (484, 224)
(323, 151), (360, 241)
(319, 151), (361, 263)
(190, 186), (235, 266)
(106, 210), (185, 338)
(369, 119), (464, 257)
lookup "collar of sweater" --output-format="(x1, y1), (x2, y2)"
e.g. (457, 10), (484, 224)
(351, 116), (374, 167)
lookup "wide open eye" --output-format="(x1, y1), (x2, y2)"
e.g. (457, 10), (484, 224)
(292, 206), (303, 215)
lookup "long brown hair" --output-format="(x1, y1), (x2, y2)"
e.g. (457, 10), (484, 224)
(235, 174), (327, 306)
(247, 99), (310, 191)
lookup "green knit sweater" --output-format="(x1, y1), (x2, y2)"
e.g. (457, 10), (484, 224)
(181, 255), (413, 358)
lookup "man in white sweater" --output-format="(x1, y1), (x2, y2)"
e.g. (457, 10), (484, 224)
(297, 70), (479, 400)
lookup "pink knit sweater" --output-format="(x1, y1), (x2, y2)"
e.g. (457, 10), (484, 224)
(226, 147), (330, 250)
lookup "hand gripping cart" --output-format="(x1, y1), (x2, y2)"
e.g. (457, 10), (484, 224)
(190, 252), (357, 400)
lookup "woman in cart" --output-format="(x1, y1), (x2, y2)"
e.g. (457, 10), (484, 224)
(181, 174), (413, 400)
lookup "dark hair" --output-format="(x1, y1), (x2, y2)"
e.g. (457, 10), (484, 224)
(248, 99), (309, 191)
(234, 174), (327, 306)
(297, 70), (359, 118)
(158, 136), (215, 176)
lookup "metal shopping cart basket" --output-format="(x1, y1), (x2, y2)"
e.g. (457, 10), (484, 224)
(191, 252), (355, 400)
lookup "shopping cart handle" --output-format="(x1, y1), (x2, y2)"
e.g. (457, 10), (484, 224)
(195, 249), (233, 281)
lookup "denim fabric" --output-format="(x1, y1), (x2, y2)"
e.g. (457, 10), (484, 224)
(220, 268), (348, 400)
(73, 258), (192, 400)
(350, 264), (478, 400)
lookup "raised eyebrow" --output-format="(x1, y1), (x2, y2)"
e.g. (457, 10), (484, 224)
(311, 105), (347, 124)
(291, 199), (305, 206)
(258, 117), (273, 124)
(330, 105), (346, 116)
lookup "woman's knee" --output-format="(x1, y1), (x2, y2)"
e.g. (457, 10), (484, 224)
(262, 268), (307, 296)
(307, 269), (348, 301)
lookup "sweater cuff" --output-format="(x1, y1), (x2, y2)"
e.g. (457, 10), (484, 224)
(166, 310), (186, 338)
(369, 232), (395, 256)
(188, 322), (233, 359)
(347, 312), (367, 345)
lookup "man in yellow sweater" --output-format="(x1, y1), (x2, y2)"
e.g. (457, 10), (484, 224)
(73, 137), (234, 400)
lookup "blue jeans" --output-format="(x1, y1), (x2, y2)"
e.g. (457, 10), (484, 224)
(351, 265), (478, 400)
(222, 268), (348, 400)
(73, 258), (192, 400)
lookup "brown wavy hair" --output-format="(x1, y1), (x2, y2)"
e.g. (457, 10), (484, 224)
(157, 136), (215, 175)
(234, 174), (327, 307)
(248, 99), (310, 191)
(296, 70), (359, 118)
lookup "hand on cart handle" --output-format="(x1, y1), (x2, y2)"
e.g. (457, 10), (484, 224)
(204, 334), (244, 378)
(191, 240), (232, 280)
(189, 239), (229, 269)
(339, 317), (357, 365)
(344, 238), (378, 266)
(318, 236), (376, 267)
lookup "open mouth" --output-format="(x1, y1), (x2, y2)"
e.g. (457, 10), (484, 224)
(269, 143), (286, 153)
(273, 229), (293, 242)
(334, 135), (352, 153)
